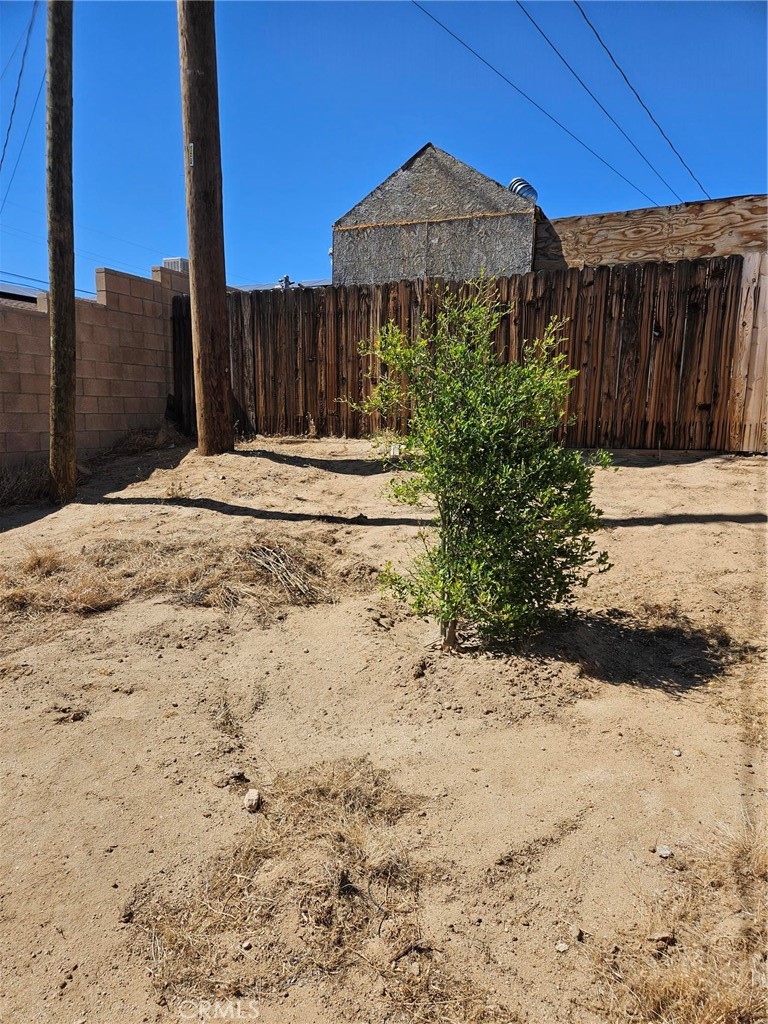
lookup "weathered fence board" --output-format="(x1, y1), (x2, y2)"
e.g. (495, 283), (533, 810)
(172, 254), (766, 452)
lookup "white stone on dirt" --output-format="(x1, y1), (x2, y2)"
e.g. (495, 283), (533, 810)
(243, 789), (262, 812)
(656, 845), (673, 858)
(555, 941), (570, 953)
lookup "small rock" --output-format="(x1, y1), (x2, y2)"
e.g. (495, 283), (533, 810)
(243, 789), (262, 813)
(555, 941), (570, 953)
(656, 845), (673, 858)
(413, 658), (428, 680)
(241, 939), (253, 951)
(214, 769), (250, 789)
(673, 749), (682, 757)
(568, 924), (584, 942)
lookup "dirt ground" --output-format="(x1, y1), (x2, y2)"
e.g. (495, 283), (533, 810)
(0, 436), (765, 1024)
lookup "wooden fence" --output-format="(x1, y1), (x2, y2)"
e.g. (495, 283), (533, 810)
(171, 252), (767, 452)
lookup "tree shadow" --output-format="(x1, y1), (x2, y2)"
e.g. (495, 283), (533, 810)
(604, 450), (742, 468)
(524, 608), (755, 696)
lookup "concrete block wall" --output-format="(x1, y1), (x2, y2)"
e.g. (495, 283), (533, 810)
(0, 265), (188, 467)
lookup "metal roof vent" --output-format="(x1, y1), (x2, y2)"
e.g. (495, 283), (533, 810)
(508, 177), (538, 203)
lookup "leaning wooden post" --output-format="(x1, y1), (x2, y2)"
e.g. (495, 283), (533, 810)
(177, 0), (233, 455)
(47, 0), (77, 503)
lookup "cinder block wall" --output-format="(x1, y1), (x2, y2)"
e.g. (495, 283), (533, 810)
(0, 265), (188, 467)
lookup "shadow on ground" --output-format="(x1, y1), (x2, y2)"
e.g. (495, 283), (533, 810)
(600, 512), (766, 528)
(0, 436), (193, 534)
(95, 494), (431, 529)
(525, 608), (755, 696)
(233, 448), (393, 476)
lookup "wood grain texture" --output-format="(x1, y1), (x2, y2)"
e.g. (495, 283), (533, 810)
(172, 255), (764, 453)
(47, 0), (77, 502)
(177, 0), (233, 455)
(534, 195), (767, 271)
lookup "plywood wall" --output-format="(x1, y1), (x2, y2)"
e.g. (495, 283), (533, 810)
(534, 195), (767, 271)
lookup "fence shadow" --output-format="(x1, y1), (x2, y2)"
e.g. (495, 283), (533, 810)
(600, 512), (767, 528)
(233, 448), (392, 476)
(522, 608), (753, 696)
(95, 493), (431, 529)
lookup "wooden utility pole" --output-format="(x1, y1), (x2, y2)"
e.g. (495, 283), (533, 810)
(47, 0), (77, 502)
(177, 0), (233, 455)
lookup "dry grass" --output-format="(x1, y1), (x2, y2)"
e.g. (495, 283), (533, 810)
(131, 759), (512, 1023)
(0, 536), (329, 622)
(0, 462), (50, 506)
(0, 424), (190, 507)
(640, 601), (737, 651)
(602, 820), (768, 1024)
(210, 696), (242, 738)
(89, 422), (190, 464)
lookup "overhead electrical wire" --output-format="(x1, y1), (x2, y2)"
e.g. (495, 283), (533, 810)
(2, 223), (152, 276)
(0, 0), (40, 174)
(0, 268), (96, 296)
(1, 17), (30, 80)
(410, 0), (659, 205)
(573, 0), (711, 199)
(515, 0), (683, 203)
(0, 1), (282, 292)
(0, 69), (45, 216)
(2, 219), (256, 288)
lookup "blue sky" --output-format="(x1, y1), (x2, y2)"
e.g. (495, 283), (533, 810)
(0, 0), (765, 295)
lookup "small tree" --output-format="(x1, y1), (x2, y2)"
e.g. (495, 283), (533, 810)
(361, 280), (610, 649)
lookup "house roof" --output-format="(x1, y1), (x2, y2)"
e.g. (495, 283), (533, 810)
(334, 143), (535, 230)
(0, 281), (38, 304)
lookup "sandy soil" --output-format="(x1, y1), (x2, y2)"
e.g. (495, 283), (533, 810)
(0, 437), (765, 1024)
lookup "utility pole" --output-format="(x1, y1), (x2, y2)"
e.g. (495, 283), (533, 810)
(177, 0), (233, 455)
(47, 0), (77, 502)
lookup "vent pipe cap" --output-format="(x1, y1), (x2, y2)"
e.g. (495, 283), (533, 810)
(508, 177), (538, 203)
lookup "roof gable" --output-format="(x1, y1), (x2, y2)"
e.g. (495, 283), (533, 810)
(335, 143), (534, 228)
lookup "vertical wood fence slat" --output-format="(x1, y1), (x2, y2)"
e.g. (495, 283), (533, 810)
(171, 254), (763, 452)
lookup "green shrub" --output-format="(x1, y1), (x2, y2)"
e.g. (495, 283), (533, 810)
(361, 280), (610, 648)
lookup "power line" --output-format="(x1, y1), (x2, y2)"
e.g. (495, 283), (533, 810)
(0, 69), (44, 216)
(2, 223), (153, 276)
(1, 15), (29, 80)
(0, 268), (96, 296)
(410, 0), (658, 205)
(3, 199), (256, 287)
(515, 1), (682, 203)
(2, 220), (256, 288)
(573, 0), (711, 200)
(0, 0), (40, 174)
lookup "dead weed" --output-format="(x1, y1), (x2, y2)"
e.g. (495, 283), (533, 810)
(132, 759), (511, 1023)
(210, 696), (242, 738)
(0, 462), (50, 506)
(0, 536), (329, 622)
(601, 820), (768, 1023)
